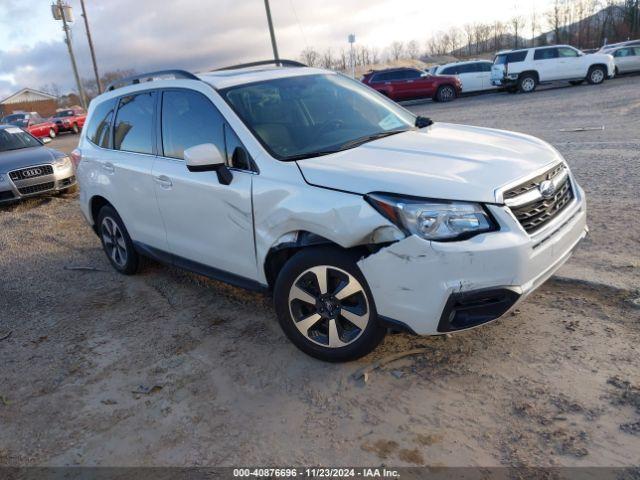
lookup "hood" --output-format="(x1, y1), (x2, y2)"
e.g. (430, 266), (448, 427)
(0, 146), (62, 173)
(296, 123), (563, 204)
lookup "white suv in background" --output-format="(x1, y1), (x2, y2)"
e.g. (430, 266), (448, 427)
(76, 61), (588, 362)
(491, 45), (615, 92)
(434, 60), (498, 93)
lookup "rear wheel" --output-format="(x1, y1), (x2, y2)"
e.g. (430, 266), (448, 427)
(587, 66), (606, 84)
(97, 206), (139, 275)
(435, 85), (456, 102)
(49, 128), (56, 138)
(518, 73), (537, 93)
(274, 247), (386, 362)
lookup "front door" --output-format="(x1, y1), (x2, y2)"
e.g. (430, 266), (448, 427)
(556, 47), (583, 78)
(152, 88), (257, 281)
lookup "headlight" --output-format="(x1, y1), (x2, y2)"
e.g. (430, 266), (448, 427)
(365, 193), (497, 241)
(53, 156), (71, 169)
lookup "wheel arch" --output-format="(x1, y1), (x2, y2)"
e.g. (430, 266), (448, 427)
(89, 195), (115, 233)
(588, 63), (608, 74)
(263, 230), (370, 290)
(518, 70), (539, 81)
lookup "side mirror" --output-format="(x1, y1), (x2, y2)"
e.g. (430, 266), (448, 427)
(41, 137), (52, 144)
(184, 143), (233, 185)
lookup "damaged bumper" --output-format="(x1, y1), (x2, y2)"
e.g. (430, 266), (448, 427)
(358, 185), (587, 335)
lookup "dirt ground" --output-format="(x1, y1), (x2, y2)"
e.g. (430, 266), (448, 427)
(1, 75), (639, 468)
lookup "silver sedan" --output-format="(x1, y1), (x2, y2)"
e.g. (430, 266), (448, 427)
(0, 125), (77, 203)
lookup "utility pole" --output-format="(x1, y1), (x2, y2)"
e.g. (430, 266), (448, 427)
(348, 34), (356, 78)
(264, 0), (280, 64)
(52, 1), (87, 109)
(79, 0), (102, 94)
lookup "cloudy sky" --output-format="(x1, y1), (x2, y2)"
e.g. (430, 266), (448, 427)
(0, 0), (552, 99)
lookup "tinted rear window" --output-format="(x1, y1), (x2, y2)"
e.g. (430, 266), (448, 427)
(534, 48), (558, 60)
(113, 91), (156, 155)
(494, 51), (527, 64)
(86, 99), (116, 148)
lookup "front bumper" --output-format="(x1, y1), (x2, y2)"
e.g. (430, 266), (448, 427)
(358, 183), (587, 335)
(0, 162), (76, 203)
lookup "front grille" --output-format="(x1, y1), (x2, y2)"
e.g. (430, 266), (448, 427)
(510, 176), (574, 233)
(503, 163), (565, 200)
(9, 165), (54, 181)
(18, 182), (55, 195)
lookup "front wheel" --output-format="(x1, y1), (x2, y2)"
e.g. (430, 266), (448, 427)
(587, 66), (606, 85)
(72, 123), (80, 134)
(97, 206), (139, 275)
(274, 247), (386, 362)
(49, 128), (56, 138)
(435, 85), (456, 102)
(518, 74), (537, 93)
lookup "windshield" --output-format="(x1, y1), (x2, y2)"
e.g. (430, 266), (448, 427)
(494, 54), (507, 65)
(220, 73), (416, 160)
(0, 127), (41, 152)
(56, 110), (75, 117)
(3, 114), (28, 127)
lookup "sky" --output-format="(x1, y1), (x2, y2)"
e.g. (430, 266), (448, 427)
(0, 0), (553, 100)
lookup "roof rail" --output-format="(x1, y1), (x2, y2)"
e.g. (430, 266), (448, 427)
(105, 70), (199, 92)
(213, 59), (306, 71)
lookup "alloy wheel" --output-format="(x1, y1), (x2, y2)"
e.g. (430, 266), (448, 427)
(440, 86), (455, 101)
(101, 217), (128, 268)
(288, 265), (370, 348)
(49, 128), (56, 138)
(590, 69), (604, 83)
(522, 77), (535, 92)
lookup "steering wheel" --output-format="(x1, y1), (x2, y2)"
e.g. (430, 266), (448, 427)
(317, 119), (345, 134)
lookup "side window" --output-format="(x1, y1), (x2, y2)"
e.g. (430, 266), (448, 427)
(558, 47), (579, 57)
(113, 92), (155, 154)
(161, 89), (225, 160)
(86, 99), (116, 148)
(404, 70), (422, 80)
(534, 48), (558, 60)
(480, 62), (492, 72)
(634, 47), (640, 56)
(224, 124), (252, 171)
(371, 72), (387, 82)
(442, 66), (458, 75)
(507, 51), (528, 63)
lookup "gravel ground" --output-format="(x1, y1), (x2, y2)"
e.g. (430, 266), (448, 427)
(0, 74), (639, 468)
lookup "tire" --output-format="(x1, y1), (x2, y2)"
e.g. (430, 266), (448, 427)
(435, 85), (456, 102)
(587, 65), (606, 85)
(49, 128), (56, 138)
(274, 247), (386, 362)
(518, 73), (537, 93)
(96, 205), (139, 275)
(569, 80), (584, 86)
(72, 123), (80, 134)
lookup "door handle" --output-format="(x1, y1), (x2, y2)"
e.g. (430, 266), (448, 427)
(101, 162), (115, 174)
(154, 175), (173, 188)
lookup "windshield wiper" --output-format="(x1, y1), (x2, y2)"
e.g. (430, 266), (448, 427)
(285, 129), (412, 161)
(333, 129), (411, 151)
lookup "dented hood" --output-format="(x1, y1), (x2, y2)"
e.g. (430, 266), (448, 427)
(296, 123), (563, 204)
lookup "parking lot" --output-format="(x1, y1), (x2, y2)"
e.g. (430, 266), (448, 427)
(1, 75), (639, 467)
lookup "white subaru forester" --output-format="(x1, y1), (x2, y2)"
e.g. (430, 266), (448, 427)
(75, 60), (587, 362)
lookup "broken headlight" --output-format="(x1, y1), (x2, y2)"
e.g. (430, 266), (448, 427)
(365, 193), (497, 241)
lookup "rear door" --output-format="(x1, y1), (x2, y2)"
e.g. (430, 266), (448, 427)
(152, 88), (257, 280)
(614, 47), (638, 72)
(533, 47), (560, 80)
(457, 63), (484, 92)
(479, 61), (498, 90)
(81, 92), (167, 249)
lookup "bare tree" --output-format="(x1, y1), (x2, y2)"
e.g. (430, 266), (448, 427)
(389, 41), (405, 61)
(463, 23), (475, 54)
(510, 16), (526, 48)
(82, 69), (135, 100)
(300, 47), (320, 67)
(321, 48), (334, 69)
(448, 27), (461, 53)
(406, 40), (420, 59)
(530, 8), (539, 46)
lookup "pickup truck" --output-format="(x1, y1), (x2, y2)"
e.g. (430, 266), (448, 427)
(52, 109), (86, 134)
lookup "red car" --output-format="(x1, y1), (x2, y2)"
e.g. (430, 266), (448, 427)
(361, 67), (462, 102)
(52, 108), (86, 134)
(1, 112), (58, 138)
